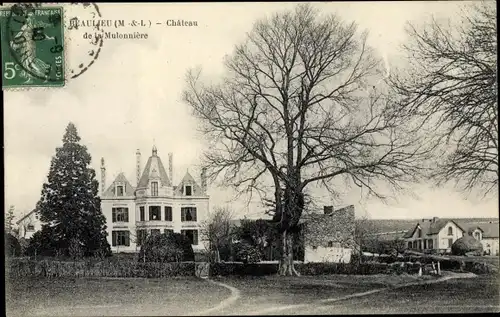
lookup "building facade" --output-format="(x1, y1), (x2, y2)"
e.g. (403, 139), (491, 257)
(100, 146), (210, 253)
(405, 218), (465, 253)
(302, 205), (355, 263)
(16, 209), (42, 240)
(467, 223), (499, 256)
(404, 217), (499, 255)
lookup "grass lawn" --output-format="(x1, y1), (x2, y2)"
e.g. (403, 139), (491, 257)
(6, 273), (498, 316)
(6, 277), (229, 316)
(300, 275), (500, 315)
(213, 274), (439, 315)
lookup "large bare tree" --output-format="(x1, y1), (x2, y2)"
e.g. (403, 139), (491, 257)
(184, 4), (431, 276)
(388, 1), (498, 196)
(200, 206), (234, 263)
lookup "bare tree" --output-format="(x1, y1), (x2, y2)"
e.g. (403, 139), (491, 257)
(388, 1), (498, 196)
(184, 4), (431, 276)
(353, 217), (377, 257)
(200, 206), (234, 262)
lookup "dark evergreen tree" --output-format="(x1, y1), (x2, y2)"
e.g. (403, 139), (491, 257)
(36, 123), (111, 257)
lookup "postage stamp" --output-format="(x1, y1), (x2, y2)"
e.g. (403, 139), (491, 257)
(1, 4), (65, 88)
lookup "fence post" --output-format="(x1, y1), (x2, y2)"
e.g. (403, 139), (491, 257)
(437, 261), (441, 275)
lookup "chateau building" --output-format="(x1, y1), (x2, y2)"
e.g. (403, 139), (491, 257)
(100, 146), (210, 253)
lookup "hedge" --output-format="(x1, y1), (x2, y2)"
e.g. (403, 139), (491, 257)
(211, 262), (279, 276)
(6, 258), (195, 278)
(210, 262), (394, 276)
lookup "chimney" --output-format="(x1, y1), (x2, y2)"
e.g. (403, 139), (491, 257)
(136, 149), (141, 187)
(324, 206), (333, 215)
(100, 157), (106, 195)
(201, 167), (207, 195)
(168, 152), (173, 184)
(432, 217), (439, 223)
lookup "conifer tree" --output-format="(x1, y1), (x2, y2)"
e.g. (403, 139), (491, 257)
(5, 205), (15, 234)
(36, 123), (111, 256)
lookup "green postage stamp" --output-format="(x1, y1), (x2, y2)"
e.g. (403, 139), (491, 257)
(1, 5), (65, 88)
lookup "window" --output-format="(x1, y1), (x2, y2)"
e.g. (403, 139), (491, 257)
(408, 241), (413, 249)
(149, 206), (161, 221)
(428, 239), (433, 249)
(151, 182), (158, 196)
(473, 231), (481, 241)
(112, 207), (129, 223)
(140, 206), (145, 221)
(164, 229), (174, 235)
(27, 225), (35, 232)
(137, 229), (147, 246)
(112, 230), (130, 247)
(116, 185), (124, 197)
(328, 241), (333, 247)
(448, 227), (453, 236)
(181, 229), (198, 245)
(164, 206), (173, 221)
(448, 238), (453, 248)
(418, 240), (422, 249)
(181, 207), (197, 222)
(417, 228), (422, 238)
(423, 240), (427, 249)
(185, 185), (192, 196)
(151, 229), (161, 236)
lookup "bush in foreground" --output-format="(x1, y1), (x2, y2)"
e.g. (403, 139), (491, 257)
(7, 258), (195, 278)
(5, 233), (21, 257)
(452, 236), (483, 256)
(138, 233), (194, 263)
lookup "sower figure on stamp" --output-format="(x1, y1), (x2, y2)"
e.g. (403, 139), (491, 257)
(10, 11), (58, 84)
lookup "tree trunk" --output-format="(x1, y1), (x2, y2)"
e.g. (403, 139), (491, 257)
(216, 248), (221, 263)
(278, 230), (300, 276)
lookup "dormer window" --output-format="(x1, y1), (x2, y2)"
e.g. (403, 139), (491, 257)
(473, 230), (481, 241)
(151, 181), (158, 196)
(116, 185), (124, 197)
(185, 185), (192, 196)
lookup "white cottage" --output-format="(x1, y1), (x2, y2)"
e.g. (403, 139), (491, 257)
(405, 218), (465, 253)
(16, 209), (42, 240)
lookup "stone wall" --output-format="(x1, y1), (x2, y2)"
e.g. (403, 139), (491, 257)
(303, 205), (356, 249)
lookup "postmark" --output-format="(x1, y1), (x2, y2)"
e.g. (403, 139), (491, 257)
(1, 2), (106, 89)
(64, 2), (105, 80)
(1, 4), (65, 88)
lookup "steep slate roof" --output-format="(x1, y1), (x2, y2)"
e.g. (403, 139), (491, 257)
(102, 173), (136, 197)
(403, 219), (466, 238)
(16, 209), (37, 224)
(137, 151), (171, 188)
(174, 170), (203, 196)
(360, 218), (499, 237)
(461, 222), (499, 239)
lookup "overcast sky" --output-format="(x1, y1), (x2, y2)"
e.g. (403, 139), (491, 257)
(4, 1), (498, 221)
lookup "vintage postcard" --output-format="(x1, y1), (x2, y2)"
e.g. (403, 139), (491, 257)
(4, 2), (498, 316)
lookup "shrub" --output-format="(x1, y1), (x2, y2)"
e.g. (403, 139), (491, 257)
(233, 241), (261, 263)
(452, 236), (483, 256)
(5, 233), (21, 257)
(6, 258), (196, 278)
(18, 238), (29, 256)
(211, 262), (279, 276)
(139, 233), (194, 263)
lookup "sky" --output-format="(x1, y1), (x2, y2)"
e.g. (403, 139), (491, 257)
(4, 1), (498, 221)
